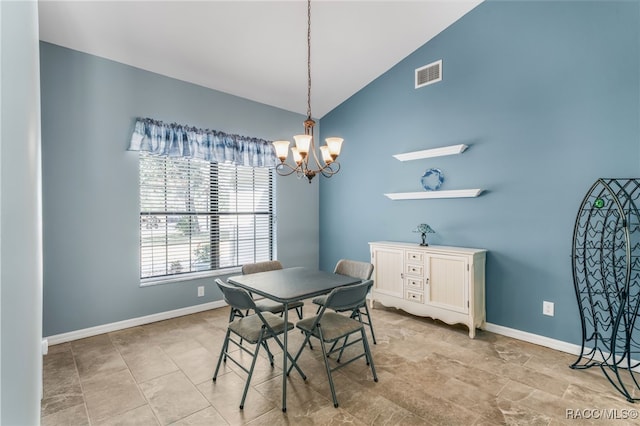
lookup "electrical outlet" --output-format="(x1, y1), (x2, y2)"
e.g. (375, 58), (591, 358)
(197, 286), (204, 297)
(543, 301), (554, 316)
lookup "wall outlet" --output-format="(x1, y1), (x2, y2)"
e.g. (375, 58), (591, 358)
(543, 301), (554, 316)
(197, 286), (204, 297)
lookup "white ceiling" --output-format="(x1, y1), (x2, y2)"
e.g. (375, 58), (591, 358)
(38, 0), (483, 117)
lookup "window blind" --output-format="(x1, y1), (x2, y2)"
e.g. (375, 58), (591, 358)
(139, 152), (274, 279)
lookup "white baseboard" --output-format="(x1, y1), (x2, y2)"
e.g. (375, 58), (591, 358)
(45, 300), (227, 346)
(483, 322), (583, 356)
(484, 322), (640, 372)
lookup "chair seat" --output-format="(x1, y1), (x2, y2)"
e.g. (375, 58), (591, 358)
(229, 312), (294, 344)
(296, 312), (363, 342)
(311, 295), (327, 306)
(255, 299), (304, 314)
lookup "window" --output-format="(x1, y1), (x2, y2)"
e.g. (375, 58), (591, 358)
(139, 152), (274, 281)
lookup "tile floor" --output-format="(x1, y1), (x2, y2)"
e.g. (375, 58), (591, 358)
(41, 301), (640, 425)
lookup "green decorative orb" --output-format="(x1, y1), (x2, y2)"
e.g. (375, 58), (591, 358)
(594, 198), (605, 209)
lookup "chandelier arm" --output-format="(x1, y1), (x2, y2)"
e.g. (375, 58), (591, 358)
(308, 138), (326, 171)
(275, 163), (303, 177)
(319, 161), (340, 178)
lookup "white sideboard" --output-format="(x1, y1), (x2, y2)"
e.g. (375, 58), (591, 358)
(369, 241), (486, 338)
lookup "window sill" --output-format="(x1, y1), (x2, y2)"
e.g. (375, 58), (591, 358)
(140, 267), (242, 287)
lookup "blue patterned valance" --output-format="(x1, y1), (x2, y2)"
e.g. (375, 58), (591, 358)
(128, 118), (277, 168)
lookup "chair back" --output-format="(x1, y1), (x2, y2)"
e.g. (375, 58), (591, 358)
(216, 278), (256, 311)
(324, 280), (373, 312)
(242, 260), (283, 275)
(334, 259), (373, 280)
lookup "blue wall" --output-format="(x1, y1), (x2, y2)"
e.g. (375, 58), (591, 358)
(40, 42), (320, 336)
(319, 1), (640, 343)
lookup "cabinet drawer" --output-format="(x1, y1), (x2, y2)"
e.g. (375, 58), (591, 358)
(405, 264), (423, 276)
(406, 251), (424, 263)
(405, 277), (424, 290)
(405, 290), (423, 303)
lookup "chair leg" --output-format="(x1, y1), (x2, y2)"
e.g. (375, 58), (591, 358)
(336, 336), (349, 363)
(264, 333), (306, 380)
(360, 328), (378, 383)
(317, 326), (340, 408)
(301, 306), (314, 349)
(318, 324), (338, 408)
(213, 329), (231, 381)
(286, 332), (312, 380)
(362, 304), (377, 344)
(296, 305), (303, 320)
(240, 331), (265, 409)
(262, 341), (274, 366)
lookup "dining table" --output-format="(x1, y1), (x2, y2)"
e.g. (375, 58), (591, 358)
(227, 266), (362, 412)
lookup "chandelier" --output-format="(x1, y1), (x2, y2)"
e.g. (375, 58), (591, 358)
(272, 0), (343, 183)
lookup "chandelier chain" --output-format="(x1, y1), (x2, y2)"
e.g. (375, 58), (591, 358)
(306, 0), (312, 119)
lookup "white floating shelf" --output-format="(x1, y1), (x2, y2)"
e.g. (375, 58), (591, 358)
(384, 189), (483, 200)
(393, 144), (468, 162)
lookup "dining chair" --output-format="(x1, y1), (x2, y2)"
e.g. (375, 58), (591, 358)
(289, 280), (378, 408)
(242, 260), (304, 320)
(312, 259), (377, 344)
(212, 279), (306, 409)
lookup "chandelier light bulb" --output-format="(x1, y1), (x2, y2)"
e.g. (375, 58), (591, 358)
(293, 134), (312, 157)
(320, 145), (332, 164)
(325, 137), (343, 158)
(272, 140), (291, 162)
(291, 147), (303, 165)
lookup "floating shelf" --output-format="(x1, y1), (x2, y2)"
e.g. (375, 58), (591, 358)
(384, 189), (483, 200)
(393, 144), (467, 162)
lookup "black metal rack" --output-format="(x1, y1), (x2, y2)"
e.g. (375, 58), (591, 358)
(571, 178), (640, 402)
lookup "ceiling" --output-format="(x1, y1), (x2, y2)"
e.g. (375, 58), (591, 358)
(38, 0), (483, 117)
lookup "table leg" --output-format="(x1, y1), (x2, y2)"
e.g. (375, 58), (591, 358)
(282, 303), (288, 412)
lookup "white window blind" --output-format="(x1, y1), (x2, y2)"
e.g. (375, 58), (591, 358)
(139, 152), (274, 280)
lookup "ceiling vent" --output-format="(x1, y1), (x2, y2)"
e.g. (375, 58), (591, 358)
(415, 59), (442, 89)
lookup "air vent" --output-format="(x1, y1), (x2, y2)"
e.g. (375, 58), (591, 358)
(415, 59), (442, 89)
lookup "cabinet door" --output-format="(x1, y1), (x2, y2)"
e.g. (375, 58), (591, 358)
(371, 246), (404, 298)
(426, 254), (468, 313)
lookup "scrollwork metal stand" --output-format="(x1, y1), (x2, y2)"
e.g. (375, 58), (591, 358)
(571, 178), (640, 402)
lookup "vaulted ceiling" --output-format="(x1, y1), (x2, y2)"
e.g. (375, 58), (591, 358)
(38, 0), (483, 117)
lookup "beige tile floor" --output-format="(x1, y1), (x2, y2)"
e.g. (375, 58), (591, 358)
(41, 301), (640, 425)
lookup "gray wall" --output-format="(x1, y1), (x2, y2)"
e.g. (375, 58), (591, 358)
(319, 0), (640, 344)
(1, 1), (44, 424)
(40, 42), (319, 337)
